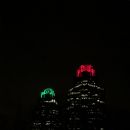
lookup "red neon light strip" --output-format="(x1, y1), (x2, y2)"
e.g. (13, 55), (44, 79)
(76, 64), (95, 77)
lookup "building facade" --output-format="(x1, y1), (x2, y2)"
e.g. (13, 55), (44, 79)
(66, 64), (105, 130)
(31, 88), (61, 130)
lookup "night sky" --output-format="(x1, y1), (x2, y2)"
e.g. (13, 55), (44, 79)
(0, 1), (130, 130)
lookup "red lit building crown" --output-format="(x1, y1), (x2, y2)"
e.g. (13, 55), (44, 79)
(76, 64), (96, 77)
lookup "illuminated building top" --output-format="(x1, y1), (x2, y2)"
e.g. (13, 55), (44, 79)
(76, 64), (96, 78)
(31, 88), (60, 130)
(40, 88), (55, 98)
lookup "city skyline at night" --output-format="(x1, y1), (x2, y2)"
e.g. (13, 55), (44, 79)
(0, 0), (128, 129)
(0, 46), (128, 130)
(29, 64), (106, 130)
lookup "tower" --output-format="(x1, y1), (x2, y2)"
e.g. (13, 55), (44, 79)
(31, 88), (61, 130)
(66, 64), (105, 130)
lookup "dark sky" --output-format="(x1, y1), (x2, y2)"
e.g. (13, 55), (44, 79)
(0, 1), (130, 129)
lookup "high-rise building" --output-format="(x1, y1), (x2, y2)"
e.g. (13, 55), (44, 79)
(31, 88), (61, 130)
(66, 64), (105, 130)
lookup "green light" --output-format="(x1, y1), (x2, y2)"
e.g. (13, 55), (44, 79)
(40, 88), (55, 98)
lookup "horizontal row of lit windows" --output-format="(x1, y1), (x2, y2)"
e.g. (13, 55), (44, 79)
(76, 80), (94, 84)
(69, 117), (80, 120)
(67, 105), (104, 111)
(69, 82), (104, 92)
(69, 92), (81, 95)
(44, 99), (58, 104)
(68, 91), (104, 98)
(68, 101), (103, 106)
(68, 128), (80, 130)
(44, 121), (60, 126)
(69, 80), (96, 92)
(67, 97), (103, 102)
(33, 122), (41, 125)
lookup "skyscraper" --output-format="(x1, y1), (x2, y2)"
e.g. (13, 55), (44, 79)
(66, 64), (105, 130)
(31, 88), (61, 130)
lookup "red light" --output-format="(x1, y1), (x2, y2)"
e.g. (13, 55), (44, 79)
(76, 64), (95, 77)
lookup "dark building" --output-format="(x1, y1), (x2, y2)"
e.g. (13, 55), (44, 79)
(66, 64), (105, 130)
(31, 88), (61, 130)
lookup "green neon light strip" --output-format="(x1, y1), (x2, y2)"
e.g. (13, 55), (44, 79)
(40, 88), (55, 98)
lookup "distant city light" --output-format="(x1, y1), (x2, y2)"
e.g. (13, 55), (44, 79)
(76, 64), (96, 77)
(40, 88), (55, 98)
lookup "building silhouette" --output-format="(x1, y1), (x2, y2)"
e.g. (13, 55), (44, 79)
(29, 64), (106, 130)
(66, 64), (105, 130)
(31, 88), (61, 130)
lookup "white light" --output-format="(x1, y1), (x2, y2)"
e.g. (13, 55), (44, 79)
(82, 83), (88, 86)
(69, 88), (74, 92)
(100, 101), (104, 104)
(93, 94), (98, 96)
(92, 103), (96, 105)
(69, 118), (72, 120)
(74, 84), (82, 88)
(83, 80), (88, 82)
(70, 92), (80, 95)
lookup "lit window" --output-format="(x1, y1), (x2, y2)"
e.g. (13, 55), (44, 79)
(92, 103), (96, 105)
(71, 103), (74, 106)
(69, 118), (72, 120)
(93, 94), (98, 96)
(100, 101), (104, 104)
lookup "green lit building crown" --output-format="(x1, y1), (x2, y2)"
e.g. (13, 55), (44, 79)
(40, 88), (55, 98)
